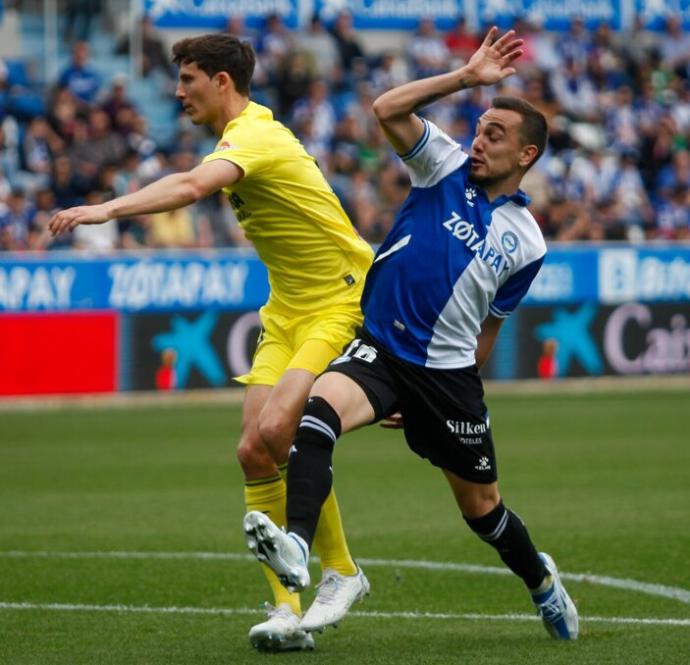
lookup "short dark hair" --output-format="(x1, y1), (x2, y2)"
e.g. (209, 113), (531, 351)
(491, 96), (548, 170)
(172, 34), (255, 95)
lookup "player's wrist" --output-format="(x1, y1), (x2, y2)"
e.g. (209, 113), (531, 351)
(102, 200), (118, 221)
(456, 66), (479, 91)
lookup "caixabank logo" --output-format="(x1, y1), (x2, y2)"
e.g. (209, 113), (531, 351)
(124, 310), (261, 390)
(521, 302), (690, 379)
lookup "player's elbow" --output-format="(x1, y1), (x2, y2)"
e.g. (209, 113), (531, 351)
(372, 95), (395, 122)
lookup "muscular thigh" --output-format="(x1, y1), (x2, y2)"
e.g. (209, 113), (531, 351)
(396, 363), (498, 484)
(319, 331), (400, 431)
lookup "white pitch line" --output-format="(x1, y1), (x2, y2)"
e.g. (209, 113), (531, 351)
(2, 550), (690, 606)
(0, 601), (688, 627)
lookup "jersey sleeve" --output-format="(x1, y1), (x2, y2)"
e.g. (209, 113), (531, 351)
(489, 256), (544, 318)
(202, 127), (269, 178)
(398, 118), (468, 188)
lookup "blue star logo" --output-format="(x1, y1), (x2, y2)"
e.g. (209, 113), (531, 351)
(152, 311), (226, 388)
(535, 303), (603, 375)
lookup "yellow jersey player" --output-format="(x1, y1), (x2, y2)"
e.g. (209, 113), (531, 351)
(49, 34), (374, 652)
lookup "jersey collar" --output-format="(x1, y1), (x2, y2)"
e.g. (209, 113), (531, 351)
(489, 189), (531, 209)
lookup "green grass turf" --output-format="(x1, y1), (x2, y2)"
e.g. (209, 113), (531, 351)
(1, 390), (689, 664)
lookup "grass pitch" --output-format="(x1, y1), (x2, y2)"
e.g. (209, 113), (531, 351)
(1, 387), (689, 664)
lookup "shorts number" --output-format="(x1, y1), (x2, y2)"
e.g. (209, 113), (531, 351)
(333, 338), (378, 365)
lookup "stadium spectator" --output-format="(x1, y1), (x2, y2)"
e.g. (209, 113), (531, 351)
(569, 147), (620, 205)
(455, 86), (487, 130)
(539, 179), (590, 238)
(0, 165), (11, 202)
(64, 0), (101, 43)
(621, 14), (659, 74)
(48, 33), (374, 653)
(57, 42), (102, 105)
(27, 188), (62, 250)
(21, 116), (64, 189)
(444, 17), (480, 64)
(557, 16), (591, 66)
(298, 14), (340, 79)
(655, 184), (690, 239)
(656, 148), (690, 195)
(47, 87), (80, 144)
(155, 349), (177, 390)
(550, 56), (599, 121)
(0, 187), (36, 249)
(225, 16), (259, 49)
(407, 17), (450, 78)
(0, 117), (21, 186)
(69, 109), (125, 179)
(330, 12), (365, 73)
(659, 16), (690, 79)
(537, 339), (559, 379)
(610, 149), (654, 238)
(516, 16), (561, 73)
(291, 79), (337, 155)
(116, 17), (173, 80)
(369, 51), (408, 95)
(244, 27), (579, 643)
(0, 57), (7, 89)
(146, 207), (197, 248)
(275, 51), (314, 120)
(100, 75), (137, 135)
(50, 154), (85, 210)
(257, 13), (293, 77)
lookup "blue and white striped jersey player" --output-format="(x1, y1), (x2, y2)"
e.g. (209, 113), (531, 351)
(244, 27), (579, 641)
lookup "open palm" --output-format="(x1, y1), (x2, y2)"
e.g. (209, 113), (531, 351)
(466, 26), (524, 87)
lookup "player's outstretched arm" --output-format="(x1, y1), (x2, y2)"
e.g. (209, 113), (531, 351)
(49, 159), (242, 236)
(372, 26), (523, 154)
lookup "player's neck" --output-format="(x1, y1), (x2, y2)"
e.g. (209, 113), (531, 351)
(481, 173), (524, 202)
(210, 96), (250, 136)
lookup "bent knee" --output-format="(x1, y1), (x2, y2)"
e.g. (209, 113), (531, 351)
(257, 410), (295, 454)
(460, 488), (501, 519)
(236, 435), (275, 477)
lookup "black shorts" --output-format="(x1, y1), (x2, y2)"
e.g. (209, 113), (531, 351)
(324, 329), (498, 483)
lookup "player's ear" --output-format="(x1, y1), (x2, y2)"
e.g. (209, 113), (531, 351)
(518, 144), (538, 169)
(214, 71), (232, 90)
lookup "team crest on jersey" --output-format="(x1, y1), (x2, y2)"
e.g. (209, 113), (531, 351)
(214, 141), (236, 152)
(501, 231), (519, 254)
(465, 187), (477, 207)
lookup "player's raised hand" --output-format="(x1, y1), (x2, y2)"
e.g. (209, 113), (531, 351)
(463, 26), (523, 87)
(49, 204), (111, 236)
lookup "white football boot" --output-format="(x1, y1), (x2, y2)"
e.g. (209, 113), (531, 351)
(248, 603), (315, 652)
(300, 567), (370, 632)
(531, 552), (579, 640)
(244, 511), (310, 592)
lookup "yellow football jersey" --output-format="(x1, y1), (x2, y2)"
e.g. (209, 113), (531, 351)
(203, 102), (374, 314)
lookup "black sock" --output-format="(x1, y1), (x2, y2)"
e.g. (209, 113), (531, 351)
(286, 396), (341, 548)
(464, 502), (547, 589)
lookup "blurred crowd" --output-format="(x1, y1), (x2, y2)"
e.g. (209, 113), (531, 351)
(2, 11), (690, 252)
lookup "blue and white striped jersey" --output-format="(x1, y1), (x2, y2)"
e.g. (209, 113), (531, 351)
(361, 119), (546, 369)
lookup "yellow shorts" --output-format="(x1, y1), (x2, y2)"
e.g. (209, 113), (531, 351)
(235, 304), (363, 386)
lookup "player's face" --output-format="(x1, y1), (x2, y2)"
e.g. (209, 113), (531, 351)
(469, 109), (526, 187)
(175, 62), (218, 125)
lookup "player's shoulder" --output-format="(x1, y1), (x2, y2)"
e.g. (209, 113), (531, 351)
(223, 102), (280, 137)
(492, 199), (546, 259)
(401, 118), (468, 188)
